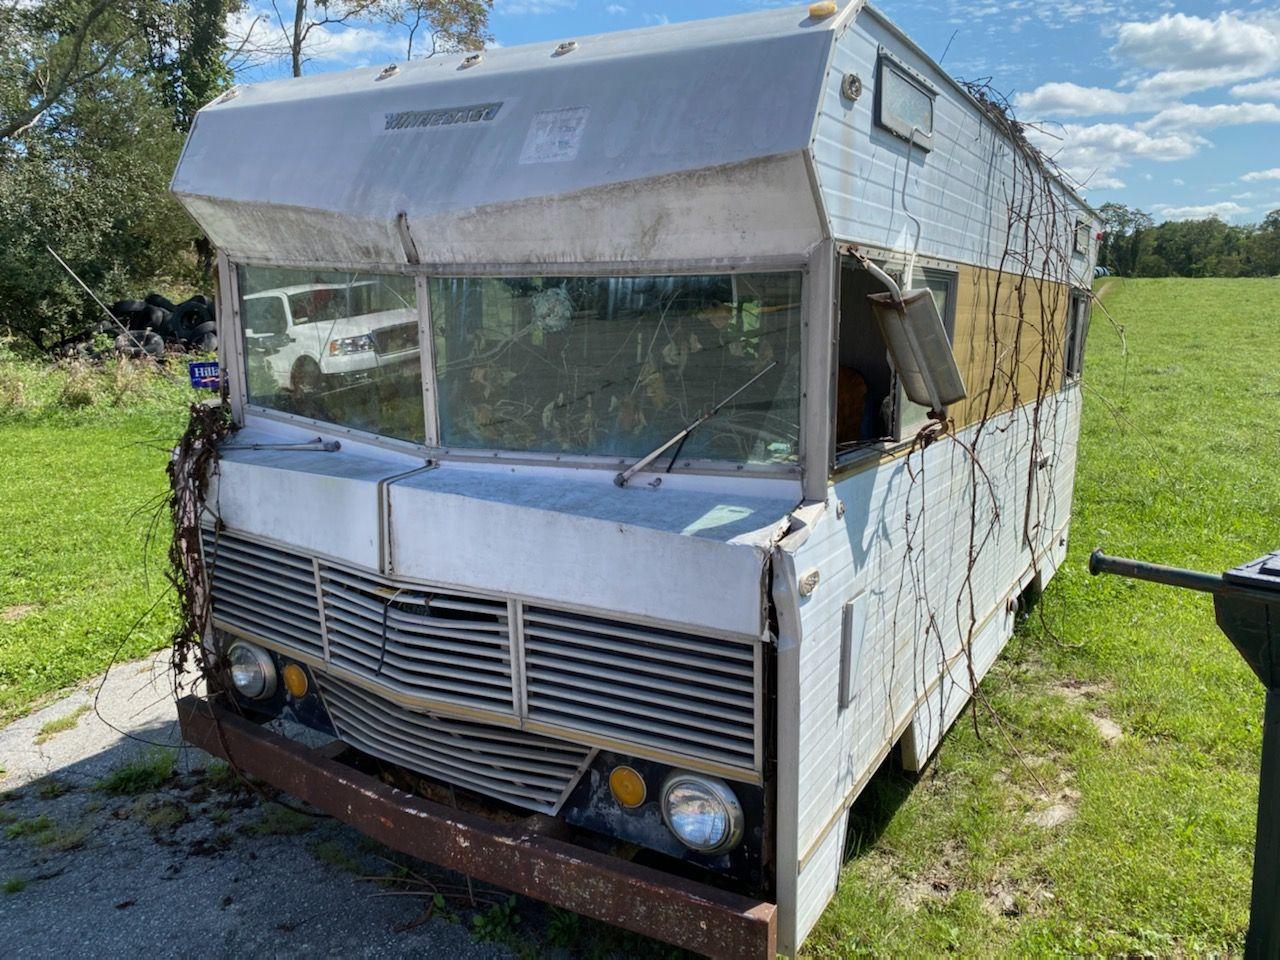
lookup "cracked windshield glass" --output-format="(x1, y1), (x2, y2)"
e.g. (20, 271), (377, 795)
(238, 266), (425, 444)
(429, 272), (802, 465)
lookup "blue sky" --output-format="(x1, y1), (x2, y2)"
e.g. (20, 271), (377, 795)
(230, 1), (1280, 224)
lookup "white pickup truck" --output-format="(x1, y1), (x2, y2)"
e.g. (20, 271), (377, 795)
(241, 280), (419, 396)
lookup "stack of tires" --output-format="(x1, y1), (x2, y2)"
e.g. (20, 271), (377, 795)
(108, 293), (216, 357)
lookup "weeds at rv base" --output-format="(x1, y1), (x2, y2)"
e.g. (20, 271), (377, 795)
(0, 278), (1276, 954)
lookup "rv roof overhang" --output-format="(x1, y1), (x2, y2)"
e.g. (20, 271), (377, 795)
(171, 7), (850, 269)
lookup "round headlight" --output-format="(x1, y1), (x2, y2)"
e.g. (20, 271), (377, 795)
(660, 772), (744, 854)
(227, 642), (276, 700)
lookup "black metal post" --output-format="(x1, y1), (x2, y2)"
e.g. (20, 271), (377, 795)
(1089, 549), (1226, 594)
(1247, 689), (1280, 960)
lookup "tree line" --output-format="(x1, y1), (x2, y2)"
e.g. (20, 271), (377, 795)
(0, 0), (489, 353)
(3, 3), (1272, 353)
(1097, 202), (1280, 279)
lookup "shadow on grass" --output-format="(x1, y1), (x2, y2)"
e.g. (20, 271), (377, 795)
(842, 746), (918, 862)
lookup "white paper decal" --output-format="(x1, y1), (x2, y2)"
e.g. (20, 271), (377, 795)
(519, 107), (589, 164)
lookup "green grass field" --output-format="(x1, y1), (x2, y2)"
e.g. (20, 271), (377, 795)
(0, 279), (1277, 955)
(0, 356), (198, 722)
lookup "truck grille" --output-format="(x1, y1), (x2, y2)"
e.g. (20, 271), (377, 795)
(318, 675), (591, 814)
(522, 607), (758, 771)
(318, 565), (516, 718)
(201, 529), (323, 660)
(370, 321), (418, 355)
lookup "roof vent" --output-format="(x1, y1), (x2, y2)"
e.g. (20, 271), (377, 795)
(553, 40), (578, 57)
(375, 63), (399, 81)
(460, 52), (483, 69)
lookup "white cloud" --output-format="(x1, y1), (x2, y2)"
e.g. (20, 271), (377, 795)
(1232, 78), (1280, 101)
(1172, 178), (1184, 186)
(1113, 12), (1279, 73)
(605, 3), (628, 13)
(305, 23), (400, 62)
(1242, 168), (1280, 183)
(497, 0), (575, 14)
(1114, 12), (1280, 99)
(1013, 12), (1280, 121)
(226, 5), (400, 66)
(1086, 175), (1127, 190)
(1153, 201), (1249, 221)
(1013, 82), (1142, 118)
(1132, 64), (1273, 99)
(1137, 101), (1280, 133)
(1027, 122), (1201, 191)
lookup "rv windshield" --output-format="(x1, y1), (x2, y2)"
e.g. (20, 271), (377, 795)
(238, 266), (425, 444)
(429, 273), (802, 465)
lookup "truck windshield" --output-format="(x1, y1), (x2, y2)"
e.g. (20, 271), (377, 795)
(428, 272), (802, 465)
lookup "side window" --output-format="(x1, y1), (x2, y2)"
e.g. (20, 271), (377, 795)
(876, 48), (936, 150)
(243, 295), (286, 336)
(1064, 291), (1090, 383)
(1073, 220), (1091, 256)
(834, 258), (957, 461)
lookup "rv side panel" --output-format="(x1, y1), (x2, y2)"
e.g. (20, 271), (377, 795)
(777, 389), (1082, 952)
(812, 9), (1097, 282)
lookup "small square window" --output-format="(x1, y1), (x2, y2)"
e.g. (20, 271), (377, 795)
(1073, 220), (1091, 255)
(1064, 291), (1090, 383)
(876, 49), (936, 150)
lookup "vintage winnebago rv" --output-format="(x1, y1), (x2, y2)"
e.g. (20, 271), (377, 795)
(172, 2), (1098, 955)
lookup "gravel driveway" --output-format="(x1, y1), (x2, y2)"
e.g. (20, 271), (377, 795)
(0, 656), (667, 959)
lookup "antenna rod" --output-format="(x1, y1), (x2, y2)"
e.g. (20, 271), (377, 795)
(46, 244), (152, 359)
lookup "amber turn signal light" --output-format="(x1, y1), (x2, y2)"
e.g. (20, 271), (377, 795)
(282, 662), (309, 698)
(609, 765), (647, 808)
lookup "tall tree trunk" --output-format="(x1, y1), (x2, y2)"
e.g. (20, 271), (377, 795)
(291, 0), (306, 77)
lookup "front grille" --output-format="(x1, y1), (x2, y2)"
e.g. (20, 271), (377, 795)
(318, 676), (592, 814)
(200, 527), (761, 776)
(319, 565), (516, 717)
(522, 607), (758, 771)
(201, 528), (323, 659)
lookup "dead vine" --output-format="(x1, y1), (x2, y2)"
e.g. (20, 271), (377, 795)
(885, 77), (1095, 797)
(166, 396), (235, 698)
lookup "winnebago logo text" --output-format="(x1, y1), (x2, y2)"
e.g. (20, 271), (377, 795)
(383, 102), (503, 131)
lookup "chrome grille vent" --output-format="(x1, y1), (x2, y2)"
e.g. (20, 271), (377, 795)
(201, 528), (323, 659)
(318, 676), (592, 814)
(522, 607), (758, 772)
(318, 566), (515, 717)
(199, 527), (761, 777)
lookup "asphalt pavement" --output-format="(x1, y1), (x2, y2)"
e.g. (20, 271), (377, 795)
(0, 654), (637, 959)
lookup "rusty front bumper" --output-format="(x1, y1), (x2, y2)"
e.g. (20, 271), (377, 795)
(178, 697), (776, 959)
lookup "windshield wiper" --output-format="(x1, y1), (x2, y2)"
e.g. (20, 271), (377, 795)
(614, 361), (778, 488)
